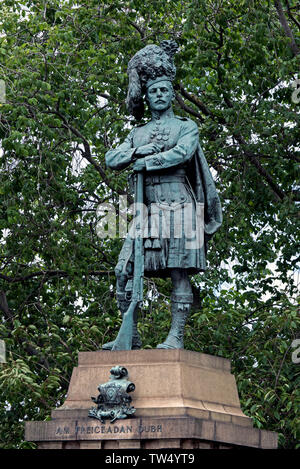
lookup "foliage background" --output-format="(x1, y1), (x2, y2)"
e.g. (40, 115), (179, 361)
(0, 0), (299, 449)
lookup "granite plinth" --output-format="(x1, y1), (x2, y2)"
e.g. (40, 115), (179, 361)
(25, 350), (277, 449)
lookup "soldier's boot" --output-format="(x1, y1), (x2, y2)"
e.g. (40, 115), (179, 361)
(102, 293), (142, 350)
(156, 293), (193, 349)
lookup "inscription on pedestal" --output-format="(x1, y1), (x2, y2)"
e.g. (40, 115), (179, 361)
(52, 421), (163, 440)
(75, 424), (162, 435)
(25, 414), (277, 449)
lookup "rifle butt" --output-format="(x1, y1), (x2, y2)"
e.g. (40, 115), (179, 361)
(111, 301), (138, 351)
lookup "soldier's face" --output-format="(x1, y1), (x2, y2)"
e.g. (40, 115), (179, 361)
(146, 80), (174, 112)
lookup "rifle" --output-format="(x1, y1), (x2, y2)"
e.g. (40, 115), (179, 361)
(112, 171), (144, 350)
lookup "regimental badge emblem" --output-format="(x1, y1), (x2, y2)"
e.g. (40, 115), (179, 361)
(88, 366), (136, 423)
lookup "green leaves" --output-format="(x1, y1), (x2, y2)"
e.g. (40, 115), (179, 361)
(0, 0), (299, 449)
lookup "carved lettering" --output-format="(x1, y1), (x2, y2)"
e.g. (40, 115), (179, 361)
(55, 426), (69, 435)
(138, 424), (163, 434)
(61, 422), (163, 437)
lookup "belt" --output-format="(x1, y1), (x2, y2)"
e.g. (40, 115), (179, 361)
(145, 174), (186, 185)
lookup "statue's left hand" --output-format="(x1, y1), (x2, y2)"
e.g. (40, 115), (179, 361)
(133, 159), (146, 172)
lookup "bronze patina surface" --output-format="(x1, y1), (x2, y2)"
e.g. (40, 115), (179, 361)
(104, 41), (222, 351)
(88, 365), (135, 423)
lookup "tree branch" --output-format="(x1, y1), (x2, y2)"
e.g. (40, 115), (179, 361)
(177, 84), (287, 201)
(233, 134), (286, 200)
(175, 83), (219, 120)
(274, 0), (300, 56)
(175, 93), (204, 122)
(46, 109), (129, 198)
(284, 0), (300, 31)
(0, 290), (14, 323)
(126, 19), (145, 38)
(0, 269), (115, 283)
(49, 110), (109, 179)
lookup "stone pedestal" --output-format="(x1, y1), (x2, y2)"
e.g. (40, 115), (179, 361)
(25, 350), (277, 449)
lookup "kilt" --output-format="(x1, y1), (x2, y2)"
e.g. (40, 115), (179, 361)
(117, 169), (206, 279)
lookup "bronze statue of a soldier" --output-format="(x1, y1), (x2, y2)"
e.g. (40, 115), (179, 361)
(104, 41), (222, 351)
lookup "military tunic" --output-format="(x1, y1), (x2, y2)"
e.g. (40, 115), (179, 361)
(105, 114), (208, 278)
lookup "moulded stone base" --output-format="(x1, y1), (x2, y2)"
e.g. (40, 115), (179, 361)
(24, 350), (277, 449)
(25, 415), (278, 449)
